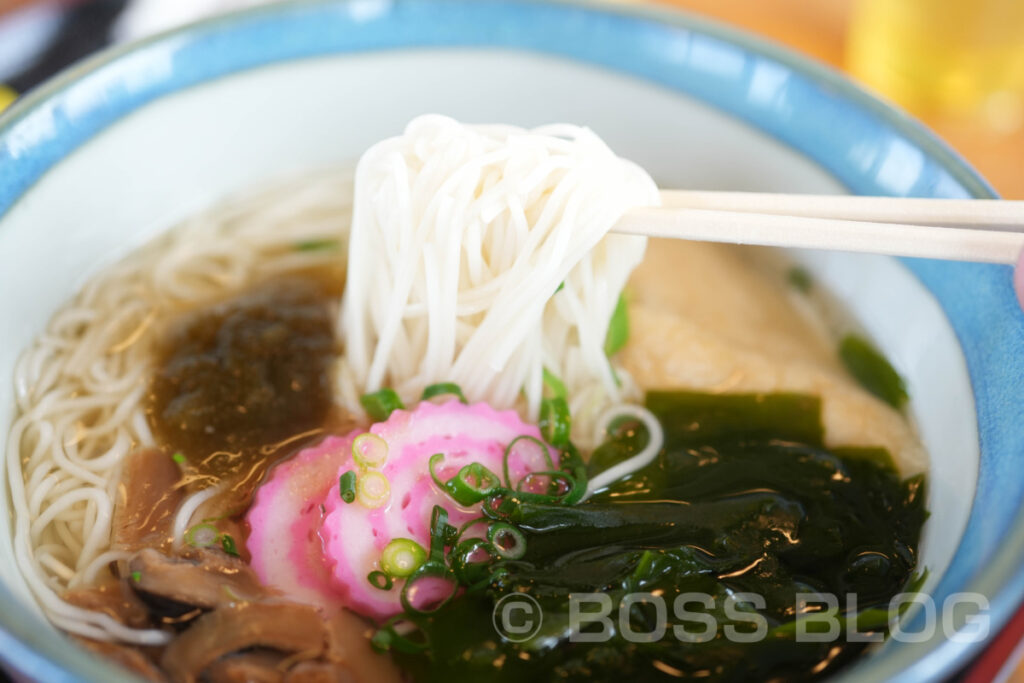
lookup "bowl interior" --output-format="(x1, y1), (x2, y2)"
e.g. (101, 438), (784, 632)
(0, 47), (979, 680)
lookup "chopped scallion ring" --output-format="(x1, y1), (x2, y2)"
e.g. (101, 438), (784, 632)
(368, 570), (394, 590)
(184, 523), (220, 549)
(360, 388), (404, 422)
(221, 534), (239, 557)
(428, 506), (450, 563)
(371, 616), (429, 654)
(356, 471), (391, 508)
(428, 453), (447, 490)
(381, 538), (428, 578)
(604, 293), (629, 355)
(400, 562), (457, 615)
(503, 435), (555, 488)
(516, 470), (577, 501)
(293, 238), (339, 251)
(352, 433), (389, 469)
(542, 368), (568, 401)
(539, 396), (571, 448)
(421, 382), (468, 403)
(487, 523), (526, 560)
(339, 470), (357, 503)
(448, 463), (501, 505)
(449, 538), (498, 585)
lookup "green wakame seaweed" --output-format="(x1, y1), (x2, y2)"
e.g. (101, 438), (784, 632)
(388, 391), (927, 682)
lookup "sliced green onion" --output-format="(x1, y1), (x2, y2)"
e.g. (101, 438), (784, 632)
(455, 515), (490, 542)
(503, 436), (555, 488)
(487, 523), (527, 560)
(430, 454), (501, 506)
(360, 388), (404, 422)
(370, 629), (390, 652)
(428, 453), (448, 490)
(356, 471), (391, 508)
(184, 523), (220, 549)
(293, 238), (340, 251)
(368, 570), (394, 590)
(609, 360), (622, 388)
(558, 442), (588, 506)
(371, 616), (429, 654)
(428, 506), (449, 563)
(517, 470), (578, 502)
(171, 452), (186, 465)
(554, 280), (565, 294)
(221, 534), (239, 557)
(481, 492), (518, 521)
(381, 538), (428, 578)
(488, 564), (513, 586)
(339, 470), (357, 503)
(131, 571), (142, 583)
(787, 266), (814, 293)
(450, 464), (502, 506)
(449, 538), (498, 585)
(604, 293), (629, 355)
(539, 396), (571, 448)
(352, 433), (388, 469)
(400, 561), (457, 615)
(542, 367), (568, 401)
(443, 522), (459, 547)
(421, 382), (467, 403)
(839, 334), (908, 409)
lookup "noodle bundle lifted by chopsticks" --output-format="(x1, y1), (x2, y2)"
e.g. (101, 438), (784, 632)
(339, 115), (660, 429)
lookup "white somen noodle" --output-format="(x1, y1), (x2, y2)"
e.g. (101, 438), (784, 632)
(339, 115), (661, 441)
(6, 170), (353, 643)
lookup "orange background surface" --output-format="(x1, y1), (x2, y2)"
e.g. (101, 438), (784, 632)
(653, 0), (1024, 199)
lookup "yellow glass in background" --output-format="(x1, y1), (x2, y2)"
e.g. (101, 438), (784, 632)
(663, 0), (1023, 196)
(0, 85), (16, 114)
(846, 0), (1024, 133)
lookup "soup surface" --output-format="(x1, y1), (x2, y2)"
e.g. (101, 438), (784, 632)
(25, 237), (926, 682)
(4, 124), (928, 683)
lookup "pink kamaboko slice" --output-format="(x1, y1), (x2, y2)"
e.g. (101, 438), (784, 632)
(246, 399), (553, 619)
(246, 433), (358, 608)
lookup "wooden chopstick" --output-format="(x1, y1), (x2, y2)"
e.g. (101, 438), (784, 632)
(658, 191), (1024, 231)
(611, 192), (1024, 264)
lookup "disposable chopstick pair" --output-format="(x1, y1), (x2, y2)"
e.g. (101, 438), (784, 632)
(613, 191), (1024, 264)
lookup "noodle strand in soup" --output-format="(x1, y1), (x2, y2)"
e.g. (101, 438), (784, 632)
(6, 170), (353, 643)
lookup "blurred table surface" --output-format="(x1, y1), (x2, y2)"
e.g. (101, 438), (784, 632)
(653, 0), (1024, 200)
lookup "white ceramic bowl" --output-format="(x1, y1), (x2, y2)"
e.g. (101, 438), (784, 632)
(0, 2), (1021, 681)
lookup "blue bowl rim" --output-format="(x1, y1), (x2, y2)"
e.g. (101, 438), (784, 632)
(0, 1), (1021, 682)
